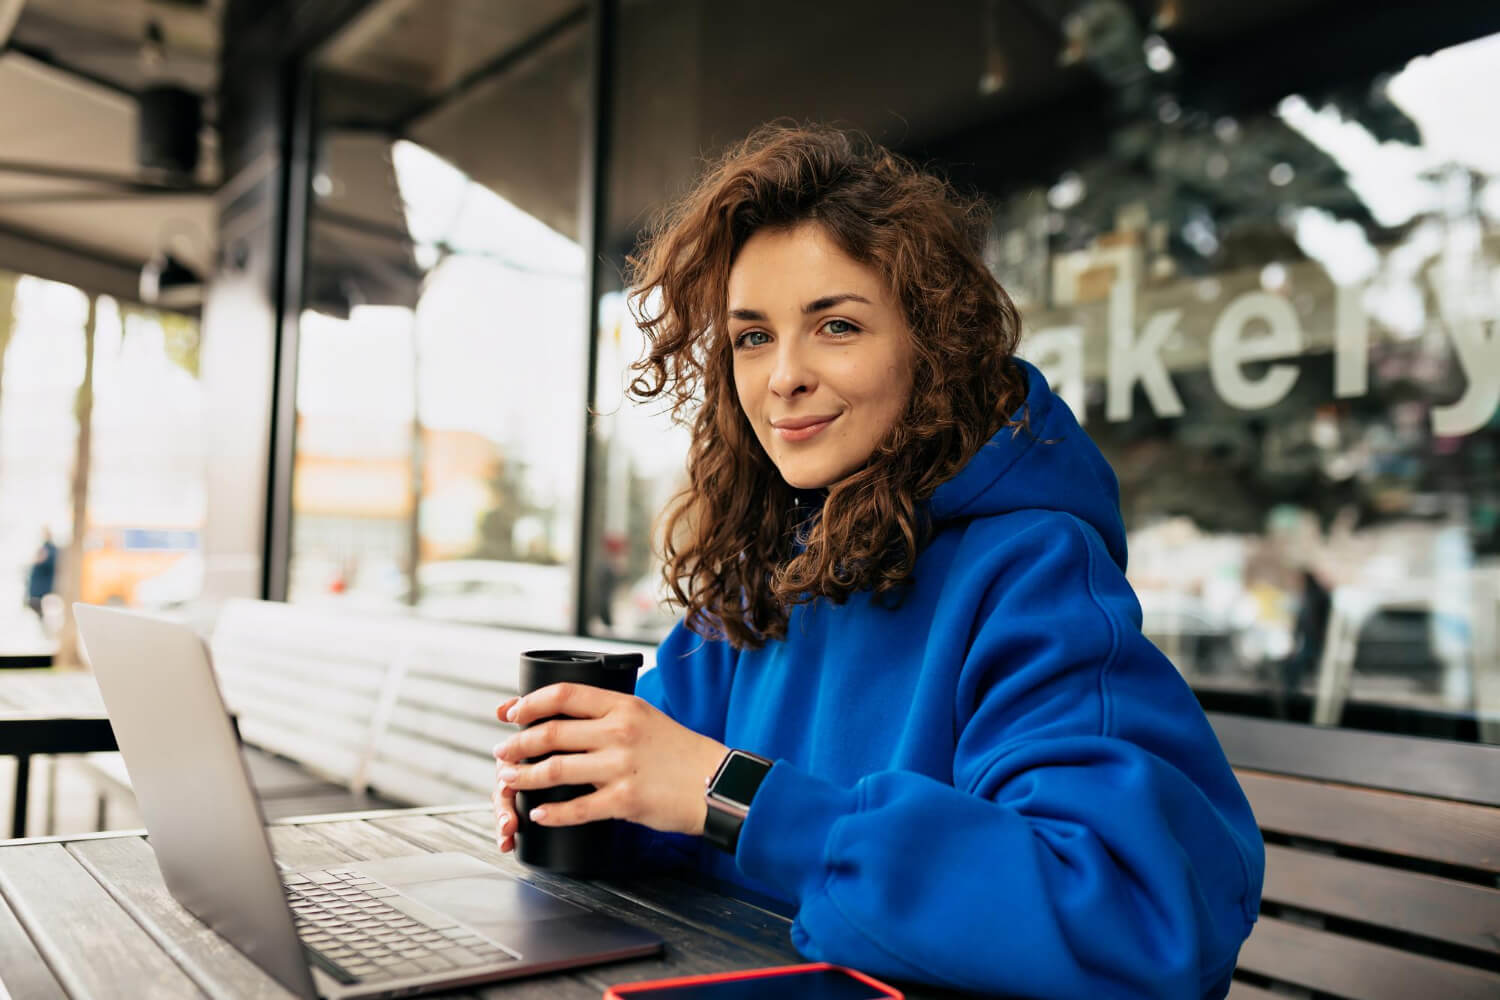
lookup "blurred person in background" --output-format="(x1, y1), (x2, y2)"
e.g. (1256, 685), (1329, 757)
(493, 125), (1263, 999)
(25, 528), (57, 620)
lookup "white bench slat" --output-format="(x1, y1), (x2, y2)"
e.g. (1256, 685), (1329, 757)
(204, 598), (658, 808)
(384, 704), (511, 759)
(366, 731), (496, 800)
(222, 693), (371, 761)
(235, 719), (366, 786)
(363, 761), (490, 811)
(219, 648), (389, 698)
(400, 630), (655, 690)
(392, 675), (509, 724)
(220, 670), (382, 726)
(361, 622), (653, 806)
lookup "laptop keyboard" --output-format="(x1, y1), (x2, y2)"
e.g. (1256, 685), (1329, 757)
(284, 867), (517, 984)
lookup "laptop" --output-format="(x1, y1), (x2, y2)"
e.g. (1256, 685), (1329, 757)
(73, 603), (663, 999)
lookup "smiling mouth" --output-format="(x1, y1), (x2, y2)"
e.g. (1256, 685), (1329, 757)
(772, 416), (837, 442)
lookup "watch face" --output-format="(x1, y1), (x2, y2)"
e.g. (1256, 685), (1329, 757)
(713, 752), (769, 804)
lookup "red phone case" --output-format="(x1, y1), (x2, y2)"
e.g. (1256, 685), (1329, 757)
(602, 962), (903, 999)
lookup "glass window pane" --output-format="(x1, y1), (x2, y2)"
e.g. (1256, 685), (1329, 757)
(592, 4), (1500, 741)
(0, 275), (87, 652)
(291, 1), (589, 631)
(0, 275), (205, 654)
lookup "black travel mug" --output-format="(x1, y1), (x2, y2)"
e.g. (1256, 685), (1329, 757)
(513, 649), (643, 874)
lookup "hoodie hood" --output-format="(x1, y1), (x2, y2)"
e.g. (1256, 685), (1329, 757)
(929, 359), (1127, 570)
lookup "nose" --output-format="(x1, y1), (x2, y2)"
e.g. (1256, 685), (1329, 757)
(768, 340), (815, 399)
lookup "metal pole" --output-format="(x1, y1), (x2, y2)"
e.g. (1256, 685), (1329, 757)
(263, 61), (316, 602)
(573, 0), (616, 636)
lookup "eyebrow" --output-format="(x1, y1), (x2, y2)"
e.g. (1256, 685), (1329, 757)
(728, 292), (872, 322)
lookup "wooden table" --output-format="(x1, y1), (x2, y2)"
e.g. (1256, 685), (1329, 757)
(0, 671), (116, 839)
(0, 805), (967, 999)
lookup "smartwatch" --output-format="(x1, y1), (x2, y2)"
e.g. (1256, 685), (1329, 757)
(703, 749), (774, 854)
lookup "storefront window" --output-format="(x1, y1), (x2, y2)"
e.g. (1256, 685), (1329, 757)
(0, 272), (205, 654)
(1015, 32), (1499, 740)
(586, 290), (691, 639)
(587, 3), (1500, 738)
(290, 2), (589, 631)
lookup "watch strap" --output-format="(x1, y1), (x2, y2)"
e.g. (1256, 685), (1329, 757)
(702, 793), (744, 854)
(702, 750), (772, 854)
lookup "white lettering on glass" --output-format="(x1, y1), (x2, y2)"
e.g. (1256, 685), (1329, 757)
(1021, 326), (1085, 420)
(1209, 291), (1302, 410)
(1428, 269), (1500, 437)
(1021, 271), (1499, 436)
(1334, 282), (1368, 399)
(1107, 278), (1184, 421)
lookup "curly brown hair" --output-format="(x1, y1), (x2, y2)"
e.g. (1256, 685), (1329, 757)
(625, 123), (1027, 649)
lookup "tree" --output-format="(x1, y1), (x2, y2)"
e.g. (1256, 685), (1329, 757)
(54, 294), (98, 669)
(470, 456), (550, 563)
(0, 272), (17, 458)
(154, 308), (202, 377)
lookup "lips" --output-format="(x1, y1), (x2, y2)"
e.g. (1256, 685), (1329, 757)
(772, 414), (837, 442)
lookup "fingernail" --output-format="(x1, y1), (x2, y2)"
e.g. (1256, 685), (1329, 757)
(498, 814), (511, 834)
(506, 700), (522, 722)
(498, 767), (519, 783)
(529, 807), (547, 823)
(492, 742), (506, 758)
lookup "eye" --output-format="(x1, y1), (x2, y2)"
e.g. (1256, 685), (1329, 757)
(734, 329), (771, 349)
(822, 318), (860, 336)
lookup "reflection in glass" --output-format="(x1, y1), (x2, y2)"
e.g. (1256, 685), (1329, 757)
(290, 5), (589, 631)
(587, 291), (690, 641)
(588, 9), (1499, 739)
(0, 276), (205, 654)
(1014, 31), (1500, 738)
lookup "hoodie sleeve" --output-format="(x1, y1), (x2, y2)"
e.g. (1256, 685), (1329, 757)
(734, 514), (1264, 999)
(614, 620), (739, 875)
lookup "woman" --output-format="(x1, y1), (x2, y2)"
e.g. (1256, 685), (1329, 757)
(494, 124), (1263, 998)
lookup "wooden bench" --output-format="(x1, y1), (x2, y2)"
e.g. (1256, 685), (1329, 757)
(72, 601), (406, 830)
(213, 599), (653, 809)
(210, 599), (407, 796)
(73, 598), (655, 830)
(1209, 712), (1500, 1000)
(363, 620), (654, 806)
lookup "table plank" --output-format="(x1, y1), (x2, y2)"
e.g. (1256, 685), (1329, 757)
(0, 672), (106, 715)
(0, 884), (67, 1000)
(0, 842), (206, 999)
(67, 837), (297, 1000)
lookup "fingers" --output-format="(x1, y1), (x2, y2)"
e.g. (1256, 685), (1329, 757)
(493, 716), (618, 763)
(497, 748), (619, 791)
(502, 683), (626, 727)
(493, 777), (518, 853)
(525, 786), (618, 828)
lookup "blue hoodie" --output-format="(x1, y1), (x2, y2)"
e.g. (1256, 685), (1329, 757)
(633, 359), (1264, 998)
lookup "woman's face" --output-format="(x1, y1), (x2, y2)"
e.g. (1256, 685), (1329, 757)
(728, 223), (915, 490)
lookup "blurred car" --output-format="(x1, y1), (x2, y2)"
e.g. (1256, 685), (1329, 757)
(412, 559), (572, 631)
(609, 572), (679, 641)
(81, 526), (199, 606)
(133, 549), (205, 609)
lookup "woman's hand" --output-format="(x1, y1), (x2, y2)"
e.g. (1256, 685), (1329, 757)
(491, 683), (729, 853)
